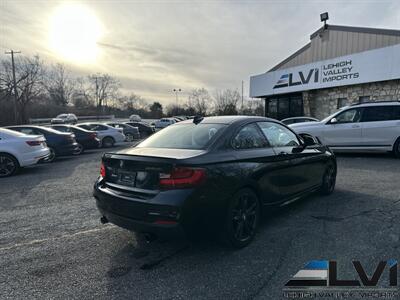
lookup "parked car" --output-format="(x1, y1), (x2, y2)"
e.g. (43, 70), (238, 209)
(129, 114), (141, 122)
(281, 116), (319, 125)
(5, 125), (78, 162)
(125, 121), (155, 138)
(94, 116), (336, 248)
(154, 118), (176, 129)
(105, 122), (140, 142)
(173, 116), (187, 121)
(77, 123), (125, 148)
(49, 125), (100, 153)
(289, 101), (400, 157)
(0, 128), (50, 177)
(51, 113), (78, 124)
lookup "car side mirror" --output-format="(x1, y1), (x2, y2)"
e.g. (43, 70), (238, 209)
(330, 117), (338, 124)
(299, 133), (318, 147)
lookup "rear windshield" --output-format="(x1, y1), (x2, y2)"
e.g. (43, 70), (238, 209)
(137, 123), (226, 150)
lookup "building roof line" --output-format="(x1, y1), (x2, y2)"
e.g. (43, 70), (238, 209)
(268, 42), (311, 72)
(310, 24), (400, 39)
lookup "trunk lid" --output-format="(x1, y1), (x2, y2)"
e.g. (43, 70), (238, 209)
(102, 148), (205, 194)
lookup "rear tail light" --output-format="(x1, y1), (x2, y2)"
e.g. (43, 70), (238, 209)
(159, 167), (206, 189)
(26, 141), (42, 146)
(100, 162), (106, 178)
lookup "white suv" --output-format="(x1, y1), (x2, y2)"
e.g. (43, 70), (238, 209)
(51, 113), (78, 124)
(289, 101), (400, 157)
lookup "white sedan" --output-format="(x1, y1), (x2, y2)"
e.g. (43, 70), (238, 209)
(77, 123), (126, 148)
(0, 128), (50, 177)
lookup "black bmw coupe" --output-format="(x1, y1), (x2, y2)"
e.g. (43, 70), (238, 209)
(93, 116), (336, 248)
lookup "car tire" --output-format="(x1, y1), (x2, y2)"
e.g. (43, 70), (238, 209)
(393, 137), (400, 158)
(102, 137), (115, 148)
(0, 153), (20, 178)
(46, 148), (56, 163)
(125, 133), (134, 142)
(320, 162), (336, 195)
(73, 144), (84, 155)
(221, 188), (260, 249)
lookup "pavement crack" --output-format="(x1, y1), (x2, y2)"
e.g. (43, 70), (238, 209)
(140, 244), (190, 270)
(311, 208), (377, 222)
(246, 239), (292, 300)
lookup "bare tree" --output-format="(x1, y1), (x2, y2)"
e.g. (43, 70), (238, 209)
(187, 88), (211, 115)
(87, 74), (120, 111)
(0, 55), (45, 123)
(43, 63), (73, 106)
(213, 89), (241, 115)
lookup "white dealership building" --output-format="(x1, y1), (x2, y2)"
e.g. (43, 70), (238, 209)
(249, 24), (400, 120)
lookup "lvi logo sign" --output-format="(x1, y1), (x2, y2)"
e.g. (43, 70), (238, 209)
(285, 260), (398, 288)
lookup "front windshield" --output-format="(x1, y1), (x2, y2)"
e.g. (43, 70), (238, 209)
(137, 123), (226, 150)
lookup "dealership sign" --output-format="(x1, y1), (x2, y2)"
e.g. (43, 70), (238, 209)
(250, 43), (400, 97)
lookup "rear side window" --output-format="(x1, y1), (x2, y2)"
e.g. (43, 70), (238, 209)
(232, 123), (268, 150)
(258, 122), (300, 147)
(93, 125), (108, 131)
(19, 128), (38, 135)
(54, 127), (69, 132)
(361, 106), (399, 122)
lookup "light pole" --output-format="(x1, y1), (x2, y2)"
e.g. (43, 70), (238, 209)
(173, 88), (182, 106)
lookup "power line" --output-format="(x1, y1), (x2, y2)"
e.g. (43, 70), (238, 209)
(5, 50), (21, 124)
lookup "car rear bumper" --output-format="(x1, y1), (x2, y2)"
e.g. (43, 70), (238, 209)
(93, 180), (192, 238)
(55, 143), (79, 155)
(81, 139), (100, 149)
(19, 148), (50, 167)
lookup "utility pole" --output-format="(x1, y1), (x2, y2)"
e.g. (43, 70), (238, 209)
(5, 50), (21, 124)
(241, 80), (244, 112)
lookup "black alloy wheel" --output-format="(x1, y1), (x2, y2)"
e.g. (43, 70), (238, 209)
(393, 137), (400, 158)
(0, 154), (19, 177)
(46, 148), (56, 163)
(223, 188), (260, 248)
(73, 144), (84, 155)
(102, 137), (115, 148)
(320, 163), (336, 195)
(125, 133), (134, 142)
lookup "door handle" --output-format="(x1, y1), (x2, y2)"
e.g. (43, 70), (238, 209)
(278, 151), (288, 156)
(352, 125), (360, 128)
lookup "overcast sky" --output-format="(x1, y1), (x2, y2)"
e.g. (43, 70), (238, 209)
(1, 0), (399, 104)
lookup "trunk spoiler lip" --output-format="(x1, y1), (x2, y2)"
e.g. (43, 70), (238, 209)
(102, 148), (208, 162)
(102, 152), (178, 164)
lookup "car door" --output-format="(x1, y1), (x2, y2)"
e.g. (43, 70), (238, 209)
(257, 121), (324, 200)
(321, 108), (363, 147)
(231, 123), (282, 204)
(360, 105), (400, 148)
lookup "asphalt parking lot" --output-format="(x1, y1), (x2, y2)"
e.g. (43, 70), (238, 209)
(1, 147), (399, 299)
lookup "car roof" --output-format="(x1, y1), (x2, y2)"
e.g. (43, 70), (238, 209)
(351, 101), (400, 107)
(178, 115), (274, 125)
(6, 125), (64, 134)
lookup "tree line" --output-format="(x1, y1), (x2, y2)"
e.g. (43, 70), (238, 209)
(0, 54), (264, 125)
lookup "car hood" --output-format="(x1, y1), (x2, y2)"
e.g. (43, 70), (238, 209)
(116, 147), (206, 159)
(289, 121), (324, 129)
